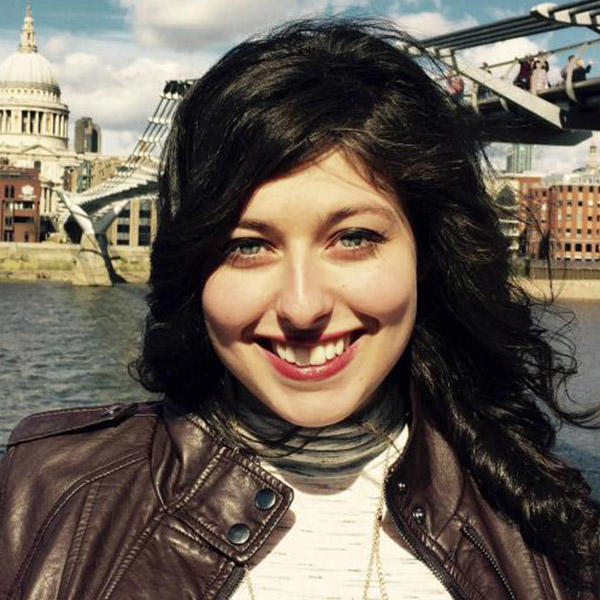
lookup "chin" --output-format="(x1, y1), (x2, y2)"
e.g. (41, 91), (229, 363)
(260, 393), (366, 428)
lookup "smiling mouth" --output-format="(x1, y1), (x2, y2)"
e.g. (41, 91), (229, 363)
(256, 330), (364, 367)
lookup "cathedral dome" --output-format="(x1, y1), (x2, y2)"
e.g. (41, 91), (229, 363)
(0, 51), (59, 91)
(0, 2), (60, 94)
(0, 3), (68, 152)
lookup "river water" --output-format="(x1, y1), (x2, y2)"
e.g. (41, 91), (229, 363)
(0, 281), (599, 499)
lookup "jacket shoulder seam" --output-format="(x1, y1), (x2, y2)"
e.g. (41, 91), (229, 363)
(57, 480), (102, 598)
(99, 512), (165, 600)
(8, 403), (160, 446)
(7, 451), (147, 598)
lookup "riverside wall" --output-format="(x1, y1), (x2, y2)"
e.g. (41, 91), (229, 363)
(0, 242), (150, 284)
(516, 278), (600, 301)
(2, 242), (600, 299)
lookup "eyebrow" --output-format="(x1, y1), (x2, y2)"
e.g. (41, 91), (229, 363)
(236, 205), (400, 236)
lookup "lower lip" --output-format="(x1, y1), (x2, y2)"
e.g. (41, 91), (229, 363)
(260, 337), (361, 381)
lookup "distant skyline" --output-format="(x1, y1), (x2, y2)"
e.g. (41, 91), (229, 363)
(0, 0), (598, 171)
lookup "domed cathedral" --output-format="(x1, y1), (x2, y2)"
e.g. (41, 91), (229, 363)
(0, 3), (79, 232)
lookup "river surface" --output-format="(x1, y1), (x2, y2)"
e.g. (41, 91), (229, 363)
(0, 281), (599, 499)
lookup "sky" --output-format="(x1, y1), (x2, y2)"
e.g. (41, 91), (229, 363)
(0, 0), (598, 173)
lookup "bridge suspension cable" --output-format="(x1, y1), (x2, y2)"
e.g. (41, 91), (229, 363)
(422, 1), (600, 50)
(417, 0), (600, 144)
(480, 37), (600, 71)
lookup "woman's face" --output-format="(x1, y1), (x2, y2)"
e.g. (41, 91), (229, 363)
(202, 151), (417, 427)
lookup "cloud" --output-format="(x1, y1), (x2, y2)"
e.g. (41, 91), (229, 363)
(487, 139), (594, 176)
(117, 0), (372, 51)
(88, 127), (141, 157)
(391, 11), (477, 39)
(28, 31), (219, 157)
(533, 141), (593, 175)
(57, 52), (192, 153)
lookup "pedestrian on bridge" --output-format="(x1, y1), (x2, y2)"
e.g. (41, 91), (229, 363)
(573, 58), (594, 82)
(1, 18), (599, 600)
(530, 57), (550, 93)
(513, 55), (533, 89)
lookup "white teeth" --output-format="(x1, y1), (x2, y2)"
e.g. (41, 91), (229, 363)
(309, 345), (327, 365)
(285, 345), (295, 363)
(325, 342), (336, 360)
(268, 333), (359, 367)
(295, 347), (310, 367)
(275, 342), (286, 360)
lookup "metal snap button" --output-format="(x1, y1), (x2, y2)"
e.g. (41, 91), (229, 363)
(412, 506), (426, 525)
(397, 481), (407, 495)
(227, 523), (250, 545)
(255, 488), (276, 511)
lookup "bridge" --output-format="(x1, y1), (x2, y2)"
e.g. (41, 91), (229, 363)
(59, 1), (600, 285)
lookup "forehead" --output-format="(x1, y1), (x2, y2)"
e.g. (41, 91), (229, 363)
(238, 151), (406, 228)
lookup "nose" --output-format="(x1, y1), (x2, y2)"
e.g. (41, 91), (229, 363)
(275, 252), (333, 331)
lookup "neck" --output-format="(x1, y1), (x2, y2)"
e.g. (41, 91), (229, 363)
(226, 375), (407, 478)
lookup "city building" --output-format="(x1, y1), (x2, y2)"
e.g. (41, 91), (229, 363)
(541, 142), (600, 261)
(539, 182), (600, 261)
(510, 142), (600, 262)
(0, 159), (41, 242)
(65, 156), (122, 193)
(505, 144), (534, 173)
(0, 3), (79, 232)
(74, 117), (101, 154)
(107, 198), (156, 247)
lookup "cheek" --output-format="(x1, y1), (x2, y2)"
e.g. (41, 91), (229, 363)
(338, 259), (417, 323)
(202, 269), (270, 344)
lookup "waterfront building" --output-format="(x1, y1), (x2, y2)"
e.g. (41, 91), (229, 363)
(0, 158), (41, 242)
(541, 182), (600, 261)
(514, 143), (600, 262)
(107, 198), (156, 247)
(0, 3), (80, 231)
(74, 117), (101, 154)
(505, 144), (534, 174)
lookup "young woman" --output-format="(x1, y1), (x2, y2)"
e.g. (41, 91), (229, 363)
(1, 20), (599, 600)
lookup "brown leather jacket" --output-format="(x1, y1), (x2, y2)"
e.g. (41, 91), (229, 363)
(0, 394), (596, 600)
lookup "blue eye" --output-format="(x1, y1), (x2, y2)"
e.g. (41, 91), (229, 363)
(224, 238), (268, 265)
(339, 231), (369, 248)
(234, 240), (262, 255)
(336, 229), (385, 253)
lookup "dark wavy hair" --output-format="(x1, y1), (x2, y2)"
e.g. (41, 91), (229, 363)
(132, 19), (600, 590)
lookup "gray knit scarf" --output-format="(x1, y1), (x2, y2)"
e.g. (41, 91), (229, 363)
(224, 374), (407, 478)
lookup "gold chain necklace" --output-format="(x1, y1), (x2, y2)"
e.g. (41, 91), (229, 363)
(242, 443), (392, 600)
